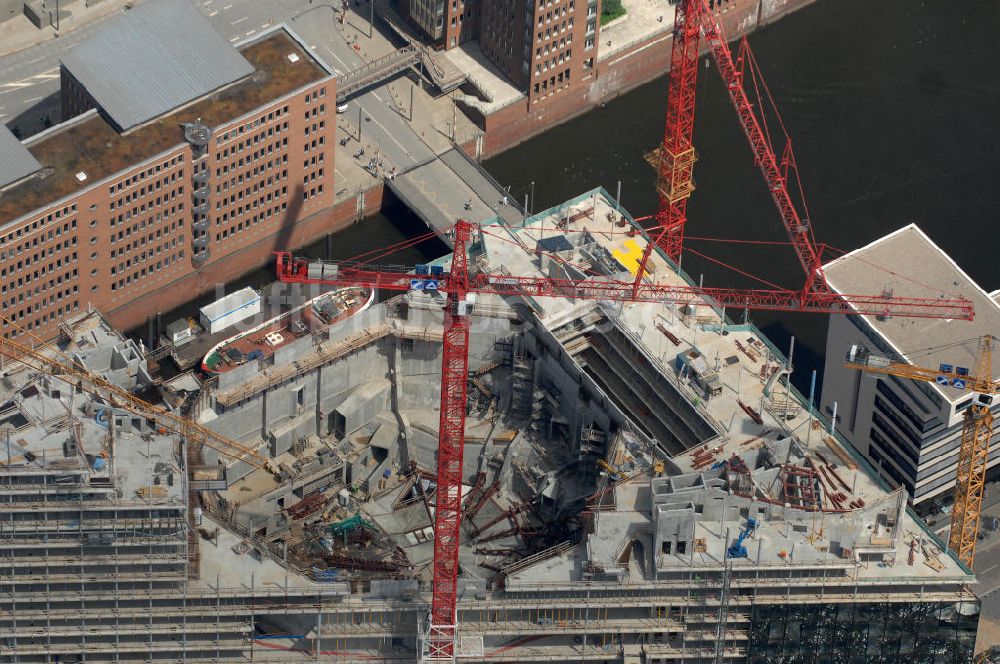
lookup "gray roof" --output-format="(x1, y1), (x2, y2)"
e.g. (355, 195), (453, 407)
(824, 224), (1000, 398)
(60, 0), (254, 132)
(0, 125), (41, 189)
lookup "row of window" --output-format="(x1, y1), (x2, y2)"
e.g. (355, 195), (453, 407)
(111, 235), (183, 271)
(303, 119), (327, 136)
(217, 176), (289, 212)
(2, 251), (78, 290)
(302, 183), (326, 201)
(110, 251), (185, 292)
(3, 278), (77, 310)
(108, 156), (185, 196)
(215, 202), (290, 241)
(1, 204), (77, 247)
(109, 170), (184, 211)
(111, 187), (185, 227)
(216, 105), (291, 147)
(3, 297), (80, 333)
(868, 432), (915, 492)
(217, 125), (290, 164)
(533, 68), (572, 96)
(304, 87), (328, 104)
(536, 2), (571, 28)
(216, 155), (289, 195)
(536, 49), (572, 75)
(536, 18), (573, 44)
(111, 205), (185, 245)
(0, 234), (77, 277)
(304, 136), (326, 153)
(1, 219), (78, 263)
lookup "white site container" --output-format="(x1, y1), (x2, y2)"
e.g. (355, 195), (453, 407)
(198, 287), (261, 334)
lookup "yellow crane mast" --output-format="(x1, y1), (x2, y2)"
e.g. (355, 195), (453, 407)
(845, 335), (997, 567)
(0, 334), (267, 470)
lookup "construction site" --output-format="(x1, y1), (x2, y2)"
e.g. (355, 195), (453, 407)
(0, 0), (989, 662)
(0, 187), (982, 663)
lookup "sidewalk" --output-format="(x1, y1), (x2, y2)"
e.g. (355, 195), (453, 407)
(0, 0), (129, 59)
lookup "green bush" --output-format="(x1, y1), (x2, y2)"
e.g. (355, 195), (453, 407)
(601, 0), (626, 24)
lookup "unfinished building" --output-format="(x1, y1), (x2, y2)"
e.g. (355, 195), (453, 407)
(0, 190), (980, 662)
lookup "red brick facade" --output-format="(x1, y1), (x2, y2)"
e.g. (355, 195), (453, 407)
(0, 31), (336, 342)
(475, 0), (816, 158)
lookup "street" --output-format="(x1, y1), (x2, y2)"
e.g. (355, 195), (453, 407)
(0, 0), (449, 172)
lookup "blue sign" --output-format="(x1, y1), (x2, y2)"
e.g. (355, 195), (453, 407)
(410, 280), (424, 290)
(956, 367), (970, 376)
(952, 378), (967, 390)
(424, 280), (439, 291)
(935, 375), (950, 385)
(940, 363), (954, 373)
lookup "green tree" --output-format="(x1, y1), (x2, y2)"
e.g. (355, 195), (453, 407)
(601, 0), (626, 24)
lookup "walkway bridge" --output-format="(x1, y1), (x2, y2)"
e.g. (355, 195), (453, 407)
(386, 147), (525, 247)
(336, 46), (421, 103)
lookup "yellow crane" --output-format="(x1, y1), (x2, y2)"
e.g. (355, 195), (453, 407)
(845, 335), (997, 567)
(0, 333), (267, 470)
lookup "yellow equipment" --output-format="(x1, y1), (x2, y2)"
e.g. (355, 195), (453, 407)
(597, 459), (628, 481)
(0, 334), (267, 469)
(845, 335), (997, 567)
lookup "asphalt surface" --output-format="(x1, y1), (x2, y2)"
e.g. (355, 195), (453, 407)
(0, 0), (434, 170)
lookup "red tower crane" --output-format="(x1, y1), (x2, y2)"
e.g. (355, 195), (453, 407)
(274, 1), (974, 659)
(642, 0), (832, 296)
(275, 223), (969, 659)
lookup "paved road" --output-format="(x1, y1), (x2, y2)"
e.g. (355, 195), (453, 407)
(0, 0), (425, 169)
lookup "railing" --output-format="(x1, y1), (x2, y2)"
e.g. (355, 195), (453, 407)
(336, 47), (420, 102)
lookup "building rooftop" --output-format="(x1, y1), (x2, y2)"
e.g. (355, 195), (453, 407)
(474, 191), (968, 584)
(0, 124), (41, 190)
(199, 286), (261, 324)
(824, 224), (1000, 402)
(0, 310), (183, 505)
(60, 0), (255, 132)
(0, 29), (328, 228)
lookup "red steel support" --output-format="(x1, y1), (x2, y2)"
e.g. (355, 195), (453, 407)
(693, 0), (827, 293)
(656, 0), (702, 262)
(425, 220), (472, 660)
(276, 252), (973, 320)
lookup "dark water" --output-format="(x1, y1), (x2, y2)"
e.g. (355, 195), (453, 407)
(484, 0), (1000, 397)
(150, 0), (1000, 397)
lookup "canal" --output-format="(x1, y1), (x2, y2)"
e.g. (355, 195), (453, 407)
(152, 0), (1000, 396)
(486, 0), (1000, 396)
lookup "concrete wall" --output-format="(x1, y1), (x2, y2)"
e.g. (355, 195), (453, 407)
(0, 0), (22, 24)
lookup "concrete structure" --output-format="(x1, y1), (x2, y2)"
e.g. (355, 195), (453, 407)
(198, 286), (262, 334)
(0, 1), (336, 341)
(402, 0), (601, 106)
(0, 124), (41, 189)
(820, 224), (1000, 513)
(0, 191), (978, 662)
(405, 0), (477, 49)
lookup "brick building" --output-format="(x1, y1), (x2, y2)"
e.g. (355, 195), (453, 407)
(406, 0), (479, 48)
(0, 0), (336, 341)
(405, 0), (600, 106)
(480, 0), (600, 104)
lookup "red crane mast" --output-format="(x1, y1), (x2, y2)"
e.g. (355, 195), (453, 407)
(274, 0), (975, 659)
(275, 219), (969, 659)
(641, 0), (829, 294)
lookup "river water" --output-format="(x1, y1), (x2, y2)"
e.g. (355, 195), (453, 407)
(485, 0), (1000, 395)
(153, 0), (1000, 396)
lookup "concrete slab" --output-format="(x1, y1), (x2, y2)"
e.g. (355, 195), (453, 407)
(598, 0), (674, 62)
(444, 41), (524, 114)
